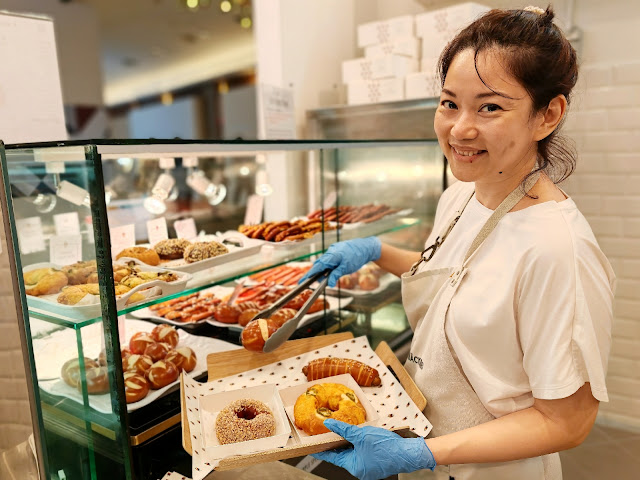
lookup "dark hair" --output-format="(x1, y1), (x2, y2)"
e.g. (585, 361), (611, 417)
(438, 5), (578, 190)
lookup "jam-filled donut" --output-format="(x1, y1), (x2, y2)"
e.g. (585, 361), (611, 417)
(293, 383), (366, 436)
(150, 325), (180, 348)
(215, 399), (276, 444)
(123, 371), (150, 403)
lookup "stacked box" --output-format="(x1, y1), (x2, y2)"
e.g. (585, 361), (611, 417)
(405, 72), (441, 100)
(347, 78), (404, 106)
(415, 2), (490, 72)
(357, 15), (414, 48)
(364, 37), (421, 59)
(342, 55), (419, 83)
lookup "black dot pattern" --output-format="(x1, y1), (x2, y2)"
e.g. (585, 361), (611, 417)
(183, 336), (432, 480)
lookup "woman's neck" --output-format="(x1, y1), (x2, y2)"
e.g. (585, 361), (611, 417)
(474, 160), (537, 210)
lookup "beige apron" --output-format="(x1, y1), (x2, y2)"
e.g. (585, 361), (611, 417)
(400, 174), (562, 480)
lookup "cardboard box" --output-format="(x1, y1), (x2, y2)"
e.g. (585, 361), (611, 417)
(198, 384), (291, 458)
(347, 78), (404, 105)
(421, 36), (449, 62)
(405, 72), (441, 100)
(364, 37), (421, 59)
(342, 55), (418, 83)
(415, 2), (490, 39)
(357, 15), (415, 48)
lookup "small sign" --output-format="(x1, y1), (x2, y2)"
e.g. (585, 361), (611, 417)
(174, 218), (197, 240)
(16, 216), (45, 254)
(49, 234), (82, 265)
(258, 84), (297, 140)
(244, 194), (264, 226)
(323, 191), (337, 210)
(147, 217), (169, 246)
(53, 212), (80, 236)
(110, 224), (136, 256)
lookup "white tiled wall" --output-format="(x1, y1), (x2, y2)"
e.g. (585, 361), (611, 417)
(0, 214), (32, 452)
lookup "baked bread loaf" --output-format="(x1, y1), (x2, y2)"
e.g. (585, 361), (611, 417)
(215, 399), (275, 444)
(123, 353), (154, 376)
(81, 366), (110, 395)
(293, 383), (366, 435)
(61, 357), (99, 388)
(153, 239), (192, 260)
(302, 358), (381, 387)
(241, 318), (279, 352)
(183, 241), (228, 263)
(129, 332), (156, 354)
(144, 342), (171, 362)
(116, 246), (160, 266)
(123, 371), (150, 403)
(150, 324), (180, 348)
(25, 270), (68, 296)
(146, 360), (179, 389)
(165, 347), (197, 373)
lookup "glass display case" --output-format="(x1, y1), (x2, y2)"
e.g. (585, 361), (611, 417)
(0, 139), (443, 480)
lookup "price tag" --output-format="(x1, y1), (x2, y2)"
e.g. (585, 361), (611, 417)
(323, 191), (337, 210)
(16, 217), (45, 254)
(147, 217), (168, 246)
(49, 234), (82, 265)
(244, 194), (264, 226)
(53, 212), (80, 236)
(110, 224), (136, 256)
(174, 218), (197, 240)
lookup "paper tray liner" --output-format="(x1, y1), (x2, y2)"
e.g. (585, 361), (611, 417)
(181, 333), (431, 479)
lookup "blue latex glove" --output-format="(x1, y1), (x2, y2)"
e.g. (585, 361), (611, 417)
(311, 419), (436, 480)
(299, 237), (382, 287)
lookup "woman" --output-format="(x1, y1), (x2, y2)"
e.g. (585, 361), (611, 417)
(303, 5), (615, 480)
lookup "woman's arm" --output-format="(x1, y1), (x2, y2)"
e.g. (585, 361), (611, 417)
(375, 243), (422, 277)
(426, 383), (599, 465)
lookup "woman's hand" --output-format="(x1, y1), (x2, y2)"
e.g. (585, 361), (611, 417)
(311, 419), (436, 480)
(299, 237), (382, 287)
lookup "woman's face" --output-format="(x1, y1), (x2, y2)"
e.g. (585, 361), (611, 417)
(434, 48), (540, 185)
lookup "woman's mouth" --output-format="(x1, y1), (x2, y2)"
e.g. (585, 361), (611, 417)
(451, 146), (487, 162)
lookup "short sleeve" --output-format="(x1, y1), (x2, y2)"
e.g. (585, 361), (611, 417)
(515, 215), (615, 402)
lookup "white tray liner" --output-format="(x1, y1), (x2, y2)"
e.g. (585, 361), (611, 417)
(184, 335), (432, 480)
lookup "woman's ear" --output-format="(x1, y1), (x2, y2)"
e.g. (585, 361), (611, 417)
(534, 94), (567, 141)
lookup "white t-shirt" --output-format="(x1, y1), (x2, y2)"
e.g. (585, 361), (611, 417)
(414, 180), (616, 418)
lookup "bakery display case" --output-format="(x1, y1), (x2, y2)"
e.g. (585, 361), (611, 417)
(0, 139), (443, 479)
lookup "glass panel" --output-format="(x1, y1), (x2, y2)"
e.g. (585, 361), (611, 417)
(0, 144), (131, 479)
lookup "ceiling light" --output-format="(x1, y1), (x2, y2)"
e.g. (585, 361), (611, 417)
(255, 170), (272, 197)
(57, 180), (91, 207)
(220, 0), (231, 12)
(186, 170), (227, 205)
(186, 0), (199, 9)
(239, 166), (250, 176)
(240, 16), (252, 28)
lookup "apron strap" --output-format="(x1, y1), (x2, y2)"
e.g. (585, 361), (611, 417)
(463, 172), (540, 264)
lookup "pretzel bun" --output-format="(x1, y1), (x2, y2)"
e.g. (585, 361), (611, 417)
(269, 308), (297, 328)
(144, 342), (171, 362)
(61, 357), (99, 388)
(80, 366), (110, 395)
(129, 332), (156, 354)
(150, 325), (179, 348)
(337, 275), (356, 289)
(115, 246), (160, 266)
(123, 371), (150, 403)
(238, 308), (260, 327)
(358, 273), (379, 291)
(98, 347), (131, 366)
(241, 319), (278, 352)
(123, 354), (154, 376)
(306, 298), (328, 314)
(213, 304), (241, 324)
(146, 360), (179, 389)
(165, 347), (197, 373)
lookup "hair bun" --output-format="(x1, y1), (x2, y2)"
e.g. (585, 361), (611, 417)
(524, 5), (555, 25)
(524, 6), (546, 15)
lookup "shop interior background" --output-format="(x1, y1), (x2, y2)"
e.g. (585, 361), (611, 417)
(0, 0), (638, 479)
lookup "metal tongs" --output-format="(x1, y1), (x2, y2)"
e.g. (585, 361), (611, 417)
(253, 268), (331, 353)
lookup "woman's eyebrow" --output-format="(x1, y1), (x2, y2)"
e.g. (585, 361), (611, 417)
(441, 88), (510, 100)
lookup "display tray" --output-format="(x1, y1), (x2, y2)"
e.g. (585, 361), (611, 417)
(326, 273), (400, 297)
(153, 232), (265, 273)
(24, 260), (191, 321)
(34, 318), (240, 413)
(181, 333), (430, 478)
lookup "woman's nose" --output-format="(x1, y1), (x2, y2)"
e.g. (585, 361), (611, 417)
(450, 111), (478, 140)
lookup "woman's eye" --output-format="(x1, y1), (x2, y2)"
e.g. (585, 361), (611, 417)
(480, 104), (502, 112)
(441, 100), (457, 109)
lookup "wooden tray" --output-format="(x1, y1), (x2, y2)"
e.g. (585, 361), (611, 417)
(180, 333), (426, 471)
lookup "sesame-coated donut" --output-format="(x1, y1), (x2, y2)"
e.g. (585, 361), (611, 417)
(215, 399), (276, 444)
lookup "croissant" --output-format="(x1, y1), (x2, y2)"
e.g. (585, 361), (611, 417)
(302, 357), (381, 387)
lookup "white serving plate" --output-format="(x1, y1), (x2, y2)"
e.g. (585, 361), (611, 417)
(204, 293), (352, 331)
(35, 318), (240, 413)
(278, 373), (379, 445)
(24, 260), (191, 321)
(198, 383), (291, 457)
(154, 232), (264, 273)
